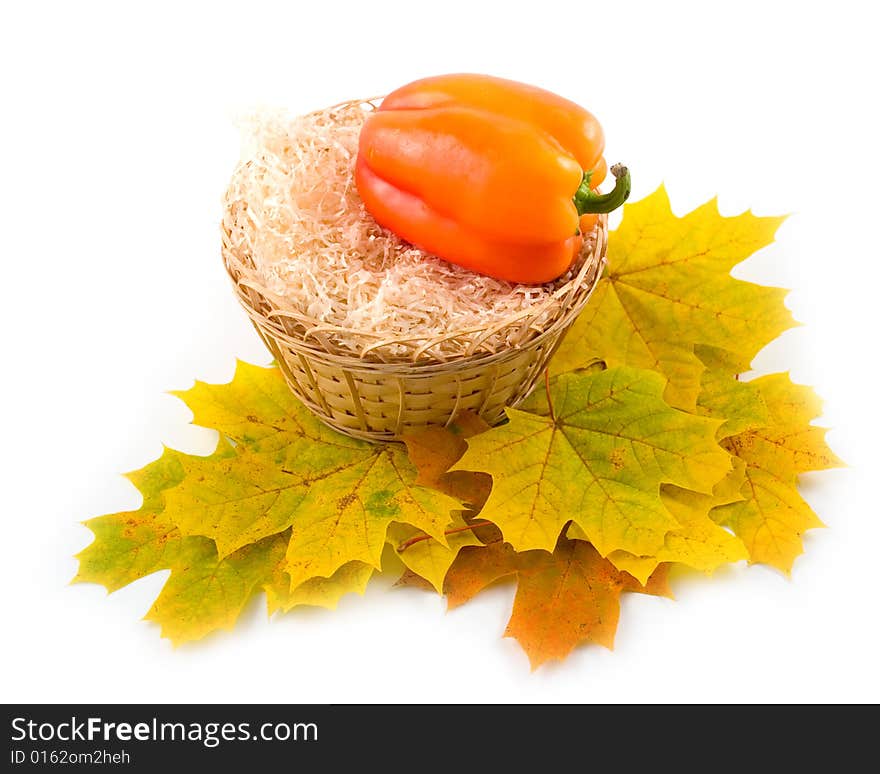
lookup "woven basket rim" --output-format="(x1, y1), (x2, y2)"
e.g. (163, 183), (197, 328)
(222, 98), (608, 368)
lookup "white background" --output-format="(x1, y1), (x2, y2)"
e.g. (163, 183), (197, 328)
(2, 0), (878, 703)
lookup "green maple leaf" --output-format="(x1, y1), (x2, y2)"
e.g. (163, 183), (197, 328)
(74, 447), (190, 592)
(74, 446), (287, 645)
(451, 366), (731, 556)
(696, 369), (771, 440)
(145, 532), (286, 644)
(693, 345), (771, 439)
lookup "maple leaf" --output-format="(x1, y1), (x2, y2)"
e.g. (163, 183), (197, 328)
(509, 539), (671, 668)
(602, 481), (749, 583)
(442, 537), (671, 669)
(551, 187), (794, 408)
(145, 532), (285, 644)
(168, 361), (461, 589)
(452, 366), (731, 557)
(694, 345), (771, 439)
(388, 518), (482, 594)
(589, 347), (765, 582)
(265, 559), (374, 615)
(401, 397), (746, 587)
(74, 446), (286, 645)
(696, 368), (771, 439)
(713, 373), (844, 572)
(442, 540), (521, 609)
(74, 447), (189, 592)
(401, 413), (493, 512)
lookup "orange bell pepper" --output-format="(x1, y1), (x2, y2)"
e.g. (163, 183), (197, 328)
(355, 73), (630, 284)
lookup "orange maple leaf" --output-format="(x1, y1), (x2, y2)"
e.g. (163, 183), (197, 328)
(442, 537), (671, 669)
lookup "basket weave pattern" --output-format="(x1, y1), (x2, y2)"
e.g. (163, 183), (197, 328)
(223, 187), (607, 442)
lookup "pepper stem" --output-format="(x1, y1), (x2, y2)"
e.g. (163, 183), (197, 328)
(574, 163), (631, 215)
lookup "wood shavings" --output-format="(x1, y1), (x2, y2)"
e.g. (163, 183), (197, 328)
(224, 101), (595, 361)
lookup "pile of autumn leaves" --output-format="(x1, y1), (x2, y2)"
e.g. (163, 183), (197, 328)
(75, 189), (841, 668)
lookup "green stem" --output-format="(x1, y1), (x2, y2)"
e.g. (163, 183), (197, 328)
(574, 163), (631, 215)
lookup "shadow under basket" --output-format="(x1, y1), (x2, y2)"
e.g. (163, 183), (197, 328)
(222, 207), (608, 443)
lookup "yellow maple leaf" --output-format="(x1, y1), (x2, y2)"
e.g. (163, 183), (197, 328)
(552, 187), (794, 409)
(168, 362), (461, 589)
(602, 480), (749, 583)
(714, 373), (844, 572)
(387, 519), (482, 594)
(265, 559), (374, 615)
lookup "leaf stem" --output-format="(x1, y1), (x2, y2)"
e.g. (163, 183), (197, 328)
(397, 520), (493, 553)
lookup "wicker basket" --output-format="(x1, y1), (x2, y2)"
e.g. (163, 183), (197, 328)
(222, 128), (608, 442)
